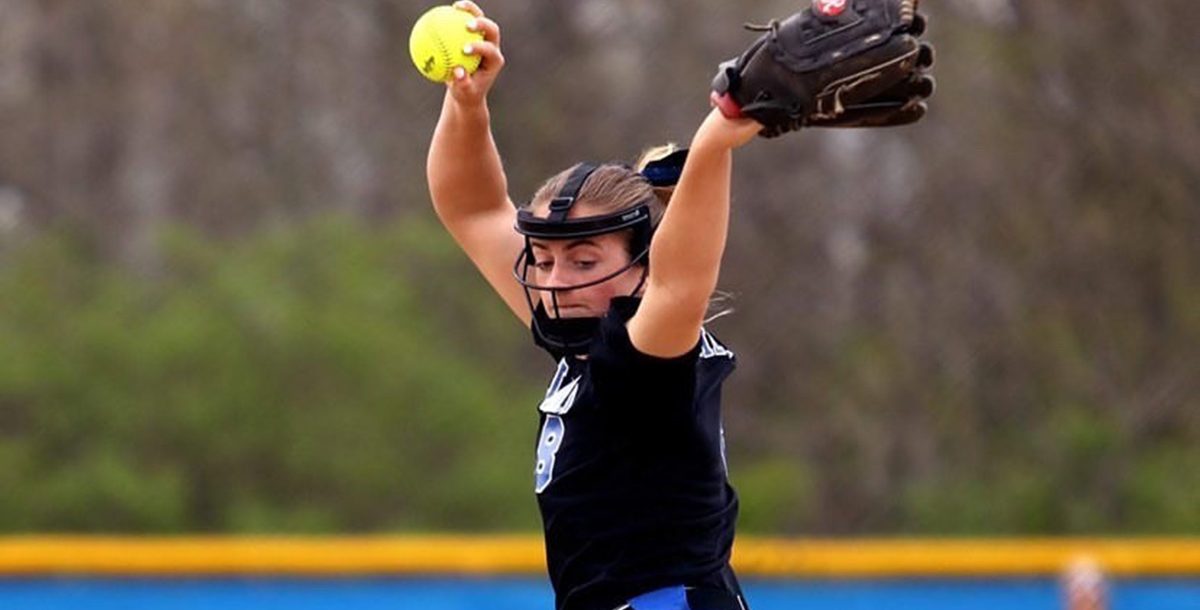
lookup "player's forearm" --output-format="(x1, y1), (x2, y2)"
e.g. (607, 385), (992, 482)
(426, 93), (510, 224)
(645, 135), (734, 314)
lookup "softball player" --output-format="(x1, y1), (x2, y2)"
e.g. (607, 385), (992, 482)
(426, 3), (759, 609)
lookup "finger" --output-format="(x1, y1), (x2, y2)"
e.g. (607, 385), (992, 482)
(452, 1), (484, 18)
(465, 40), (505, 72)
(446, 66), (481, 99)
(467, 15), (501, 47)
(889, 72), (935, 102)
(911, 74), (935, 99)
(918, 43), (935, 69)
(908, 12), (927, 37)
(812, 99), (925, 128)
(861, 100), (925, 127)
(445, 66), (467, 90)
(892, 101), (926, 125)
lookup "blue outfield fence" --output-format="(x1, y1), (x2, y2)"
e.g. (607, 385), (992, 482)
(2, 577), (1200, 610)
(2, 537), (1199, 609)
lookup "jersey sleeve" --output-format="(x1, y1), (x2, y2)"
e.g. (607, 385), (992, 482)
(587, 297), (702, 418)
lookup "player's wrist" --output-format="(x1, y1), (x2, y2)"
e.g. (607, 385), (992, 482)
(692, 108), (759, 152)
(445, 90), (491, 122)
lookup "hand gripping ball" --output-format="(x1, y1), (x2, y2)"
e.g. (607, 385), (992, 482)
(409, 5), (484, 83)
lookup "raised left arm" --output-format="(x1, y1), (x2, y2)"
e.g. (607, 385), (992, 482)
(626, 108), (760, 357)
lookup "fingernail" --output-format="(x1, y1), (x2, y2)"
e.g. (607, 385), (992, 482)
(463, 43), (474, 54)
(467, 19), (478, 31)
(454, 66), (466, 80)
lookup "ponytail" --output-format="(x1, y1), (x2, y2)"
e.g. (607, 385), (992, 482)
(636, 143), (686, 211)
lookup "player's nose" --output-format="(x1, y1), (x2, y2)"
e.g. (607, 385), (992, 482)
(545, 268), (579, 291)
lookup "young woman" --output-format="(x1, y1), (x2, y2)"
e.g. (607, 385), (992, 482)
(426, 3), (760, 609)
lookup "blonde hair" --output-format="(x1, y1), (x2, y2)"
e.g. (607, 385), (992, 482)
(522, 143), (683, 228)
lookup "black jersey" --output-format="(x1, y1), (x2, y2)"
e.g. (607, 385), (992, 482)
(531, 297), (742, 610)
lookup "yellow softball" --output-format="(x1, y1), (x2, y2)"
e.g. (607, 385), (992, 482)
(409, 5), (485, 83)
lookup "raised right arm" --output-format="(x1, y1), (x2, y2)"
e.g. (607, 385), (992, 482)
(426, 2), (530, 325)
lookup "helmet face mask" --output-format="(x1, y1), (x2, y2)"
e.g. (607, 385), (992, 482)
(513, 163), (653, 356)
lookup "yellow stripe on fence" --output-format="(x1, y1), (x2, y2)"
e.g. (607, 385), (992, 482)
(1, 536), (1198, 577)
(0, 536), (544, 577)
(732, 538), (1200, 577)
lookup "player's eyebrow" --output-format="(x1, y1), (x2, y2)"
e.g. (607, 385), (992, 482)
(565, 239), (600, 251)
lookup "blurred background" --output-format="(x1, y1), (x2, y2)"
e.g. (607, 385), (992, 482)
(3, 1), (1198, 607)
(0, 0), (1197, 575)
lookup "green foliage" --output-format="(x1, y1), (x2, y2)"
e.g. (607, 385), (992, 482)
(0, 219), (542, 533)
(735, 459), (817, 534)
(0, 216), (1196, 534)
